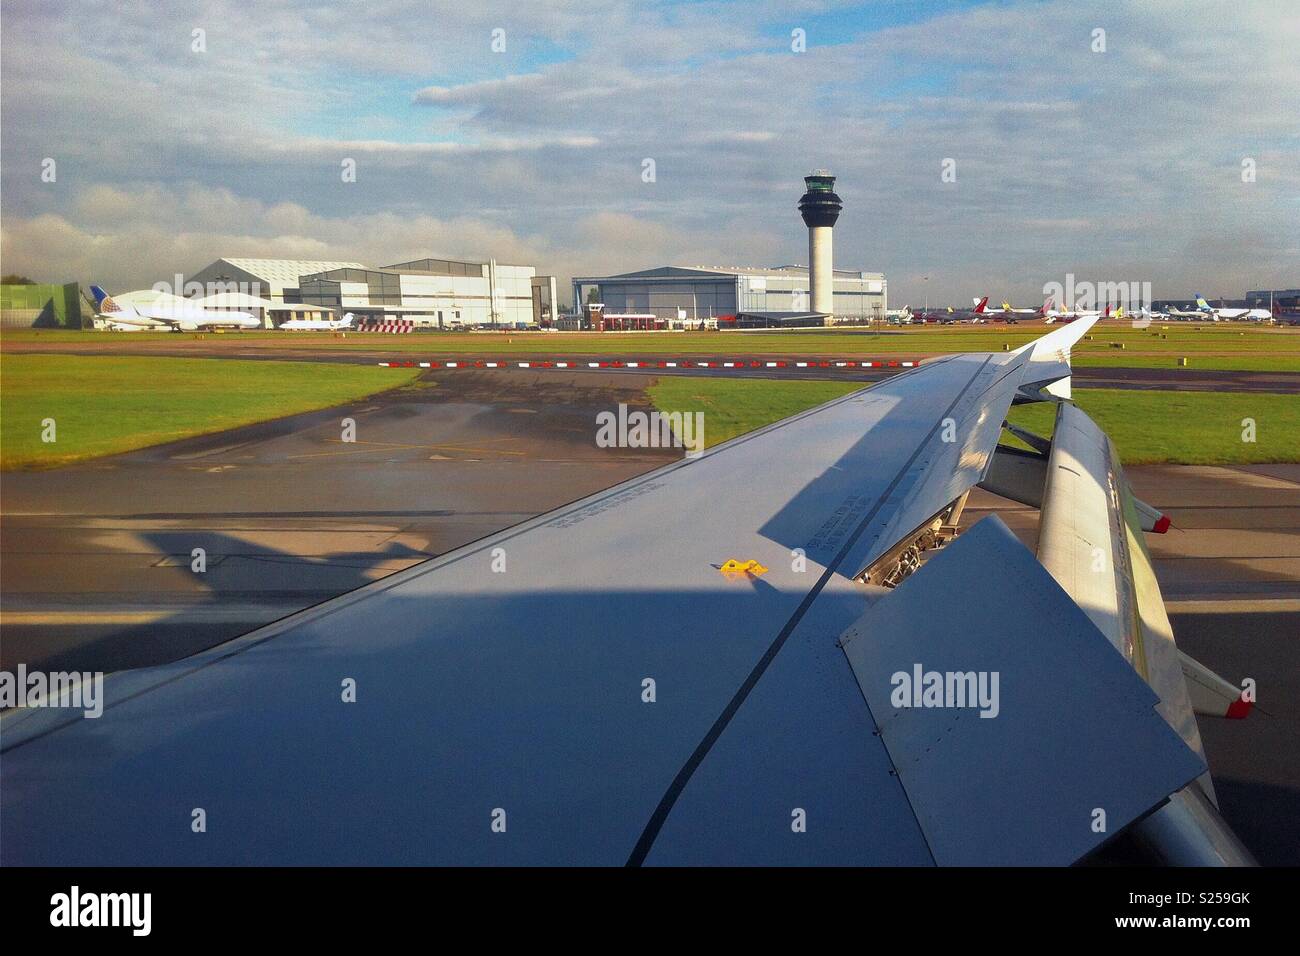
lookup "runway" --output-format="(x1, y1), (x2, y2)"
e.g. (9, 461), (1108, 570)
(2, 369), (1297, 863)
(4, 336), (1297, 392)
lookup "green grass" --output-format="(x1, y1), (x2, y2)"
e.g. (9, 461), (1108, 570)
(1069, 354), (1300, 371)
(1005, 389), (1300, 465)
(648, 377), (1300, 465)
(6, 323), (1300, 370)
(0, 355), (419, 469)
(646, 378), (866, 448)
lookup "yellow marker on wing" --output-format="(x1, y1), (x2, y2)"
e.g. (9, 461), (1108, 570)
(719, 559), (769, 577)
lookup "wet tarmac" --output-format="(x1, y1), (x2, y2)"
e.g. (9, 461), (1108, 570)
(0, 371), (676, 672)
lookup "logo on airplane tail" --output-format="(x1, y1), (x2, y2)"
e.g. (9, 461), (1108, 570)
(90, 286), (122, 314)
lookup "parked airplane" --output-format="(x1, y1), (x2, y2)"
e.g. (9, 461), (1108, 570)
(1044, 302), (1112, 324)
(988, 298), (1051, 317)
(1129, 306), (1169, 322)
(912, 295), (990, 323)
(90, 286), (260, 331)
(279, 312), (355, 331)
(0, 315), (1254, 867)
(1166, 302), (1216, 320)
(1194, 296), (1274, 321)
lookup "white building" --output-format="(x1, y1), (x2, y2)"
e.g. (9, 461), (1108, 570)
(571, 265), (887, 326)
(298, 258), (548, 328)
(186, 256), (557, 328)
(187, 258), (369, 305)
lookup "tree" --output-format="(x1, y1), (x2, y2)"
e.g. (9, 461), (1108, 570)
(1, 274), (37, 285)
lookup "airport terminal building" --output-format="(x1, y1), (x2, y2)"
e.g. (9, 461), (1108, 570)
(189, 256), (558, 328)
(297, 258), (547, 328)
(570, 265), (887, 326)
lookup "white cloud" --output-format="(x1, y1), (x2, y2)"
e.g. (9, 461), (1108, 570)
(1, 184), (782, 296)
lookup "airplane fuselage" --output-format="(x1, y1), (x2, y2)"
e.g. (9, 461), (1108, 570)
(96, 298), (260, 332)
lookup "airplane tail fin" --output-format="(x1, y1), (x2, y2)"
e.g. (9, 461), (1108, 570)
(90, 285), (122, 314)
(973, 296), (989, 313)
(1039, 297), (1053, 315)
(340, 313), (354, 327)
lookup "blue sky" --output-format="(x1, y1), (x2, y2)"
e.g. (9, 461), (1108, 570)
(2, 0), (1296, 304)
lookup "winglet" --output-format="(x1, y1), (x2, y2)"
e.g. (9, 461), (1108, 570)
(1013, 311), (1099, 364)
(1010, 312), (1099, 399)
(1179, 650), (1252, 720)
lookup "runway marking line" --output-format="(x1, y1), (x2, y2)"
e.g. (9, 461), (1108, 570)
(289, 437), (525, 459)
(376, 358), (920, 370)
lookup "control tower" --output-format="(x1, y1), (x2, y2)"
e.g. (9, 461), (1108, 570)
(797, 171), (842, 317)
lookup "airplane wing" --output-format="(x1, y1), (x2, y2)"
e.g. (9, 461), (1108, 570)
(0, 316), (1226, 866)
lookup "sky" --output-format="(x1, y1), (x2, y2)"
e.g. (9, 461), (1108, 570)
(2, 0), (1297, 306)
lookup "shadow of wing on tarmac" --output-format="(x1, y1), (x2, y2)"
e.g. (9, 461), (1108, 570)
(1212, 778), (1300, 866)
(1, 530), (437, 676)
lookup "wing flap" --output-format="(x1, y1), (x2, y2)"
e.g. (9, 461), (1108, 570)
(838, 515), (1206, 866)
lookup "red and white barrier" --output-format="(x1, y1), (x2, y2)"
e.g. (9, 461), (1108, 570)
(375, 358), (921, 369)
(358, 321), (416, 334)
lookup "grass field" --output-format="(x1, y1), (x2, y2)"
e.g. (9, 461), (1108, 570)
(1005, 390), (1300, 465)
(648, 378), (1300, 465)
(6, 324), (1300, 371)
(0, 355), (419, 469)
(647, 378), (865, 448)
(3, 343), (1294, 471)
